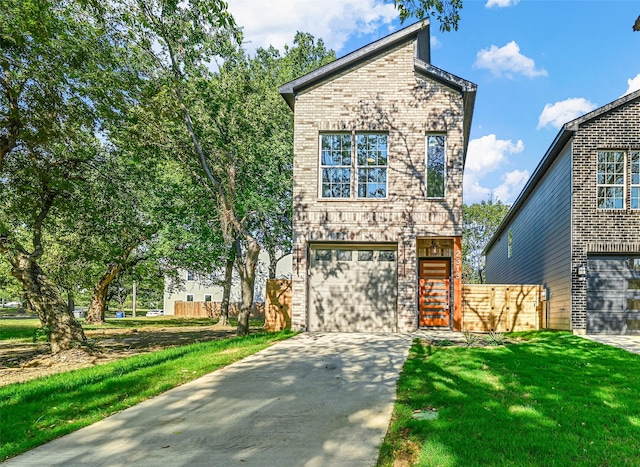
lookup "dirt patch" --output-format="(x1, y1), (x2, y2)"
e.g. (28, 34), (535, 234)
(0, 325), (259, 387)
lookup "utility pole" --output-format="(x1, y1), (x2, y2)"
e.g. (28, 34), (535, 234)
(132, 281), (137, 318)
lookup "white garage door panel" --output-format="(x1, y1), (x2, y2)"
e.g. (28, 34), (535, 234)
(308, 245), (397, 332)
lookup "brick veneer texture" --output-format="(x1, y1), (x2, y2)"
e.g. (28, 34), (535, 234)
(290, 39), (466, 332)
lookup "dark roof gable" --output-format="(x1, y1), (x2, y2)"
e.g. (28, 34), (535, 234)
(484, 88), (640, 254)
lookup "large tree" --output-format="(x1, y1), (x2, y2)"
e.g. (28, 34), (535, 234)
(0, 0), (140, 351)
(462, 199), (510, 284)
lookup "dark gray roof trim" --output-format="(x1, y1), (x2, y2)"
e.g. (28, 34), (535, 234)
(414, 60), (477, 156)
(484, 88), (640, 255)
(279, 22), (430, 110)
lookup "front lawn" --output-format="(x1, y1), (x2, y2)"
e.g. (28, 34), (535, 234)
(0, 330), (293, 461)
(378, 331), (640, 466)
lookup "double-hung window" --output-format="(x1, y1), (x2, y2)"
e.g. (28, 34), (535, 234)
(357, 134), (388, 198)
(426, 135), (446, 198)
(321, 134), (352, 198)
(320, 133), (388, 199)
(631, 152), (640, 209)
(597, 151), (625, 209)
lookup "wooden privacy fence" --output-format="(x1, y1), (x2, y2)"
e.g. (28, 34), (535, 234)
(174, 301), (265, 319)
(462, 284), (543, 332)
(265, 279), (292, 332)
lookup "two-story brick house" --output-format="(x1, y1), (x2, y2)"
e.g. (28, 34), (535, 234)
(484, 89), (640, 334)
(279, 22), (476, 332)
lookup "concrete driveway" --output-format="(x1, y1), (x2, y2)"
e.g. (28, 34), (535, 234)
(580, 334), (640, 355)
(5, 332), (413, 467)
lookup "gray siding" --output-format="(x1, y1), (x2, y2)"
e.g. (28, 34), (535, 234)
(485, 143), (572, 329)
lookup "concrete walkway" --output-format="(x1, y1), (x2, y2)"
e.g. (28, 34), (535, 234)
(5, 333), (413, 467)
(580, 334), (640, 355)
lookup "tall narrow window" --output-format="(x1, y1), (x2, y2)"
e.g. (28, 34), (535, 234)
(320, 134), (351, 198)
(357, 134), (388, 198)
(597, 151), (625, 209)
(631, 151), (640, 209)
(426, 135), (446, 198)
(508, 229), (513, 258)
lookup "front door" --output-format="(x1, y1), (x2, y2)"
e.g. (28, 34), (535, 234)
(419, 259), (451, 327)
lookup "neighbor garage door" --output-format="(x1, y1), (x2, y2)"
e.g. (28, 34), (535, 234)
(587, 255), (640, 333)
(308, 244), (397, 332)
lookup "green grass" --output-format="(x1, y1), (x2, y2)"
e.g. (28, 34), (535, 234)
(0, 317), (262, 341)
(0, 330), (294, 461)
(378, 331), (640, 466)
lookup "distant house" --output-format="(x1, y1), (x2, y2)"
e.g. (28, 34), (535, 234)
(163, 253), (292, 315)
(484, 90), (640, 334)
(279, 22), (476, 332)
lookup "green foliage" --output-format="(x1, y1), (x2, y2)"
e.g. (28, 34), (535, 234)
(0, 330), (294, 460)
(462, 199), (510, 284)
(392, 0), (463, 32)
(378, 332), (640, 466)
(462, 331), (479, 346)
(483, 330), (506, 346)
(31, 326), (51, 343)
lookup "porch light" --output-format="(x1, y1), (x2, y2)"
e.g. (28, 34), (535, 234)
(576, 265), (587, 277)
(431, 240), (439, 256)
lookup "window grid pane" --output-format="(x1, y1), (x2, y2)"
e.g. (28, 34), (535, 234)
(631, 152), (640, 209)
(321, 134), (351, 198)
(427, 135), (446, 198)
(597, 151), (625, 209)
(356, 134), (388, 198)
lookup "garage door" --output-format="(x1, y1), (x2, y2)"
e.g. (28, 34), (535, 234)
(587, 255), (640, 334)
(308, 244), (397, 332)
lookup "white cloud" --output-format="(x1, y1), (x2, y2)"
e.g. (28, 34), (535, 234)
(493, 169), (529, 202)
(465, 134), (524, 174)
(537, 97), (597, 129)
(464, 134), (525, 203)
(227, 0), (398, 55)
(486, 0), (520, 7)
(474, 41), (547, 78)
(431, 35), (442, 49)
(623, 73), (640, 96)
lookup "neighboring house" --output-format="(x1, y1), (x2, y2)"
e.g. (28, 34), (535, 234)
(163, 252), (292, 315)
(484, 89), (640, 335)
(279, 22), (476, 332)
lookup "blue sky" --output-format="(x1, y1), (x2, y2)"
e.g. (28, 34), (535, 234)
(228, 0), (640, 204)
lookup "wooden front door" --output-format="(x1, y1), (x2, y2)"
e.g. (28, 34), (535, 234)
(419, 259), (451, 327)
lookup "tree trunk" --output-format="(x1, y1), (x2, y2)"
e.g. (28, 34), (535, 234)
(85, 265), (121, 324)
(11, 253), (86, 353)
(217, 240), (236, 327)
(235, 238), (260, 336)
(266, 246), (278, 280)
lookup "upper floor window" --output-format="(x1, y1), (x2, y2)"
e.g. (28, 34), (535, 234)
(320, 132), (388, 199)
(597, 151), (625, 209)
(186, 271), (195, 281)
(321, 134), (351, 198)
(357, 134), (388, 198)
(426, 135), (446, 198)
(631, 152), (640, 209)
(508, 229), (513, 258)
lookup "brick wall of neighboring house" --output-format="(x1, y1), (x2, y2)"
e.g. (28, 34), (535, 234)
(571, 99), (640, 331)
(291, 39), (466, 331)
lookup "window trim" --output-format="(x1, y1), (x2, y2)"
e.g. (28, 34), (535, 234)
(631, 151), (640, 210)
(596, 150), (626, 210)
(426, 134), (447, 199)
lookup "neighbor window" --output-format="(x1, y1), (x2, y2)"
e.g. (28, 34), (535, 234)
(321, 134), (351, 198)
(186, 294), (194, 302)
(357, 134), (388, 198)
(426, 135), (446, 198)
(187, 271), (195, 281)
(597, 151), (625, 209)
(508, 229), (513, 258)
(204, 294), (212, 302)
(631, 152), (640, 209)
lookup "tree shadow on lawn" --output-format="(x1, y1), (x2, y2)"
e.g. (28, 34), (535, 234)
(383, 332), (640, 466)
